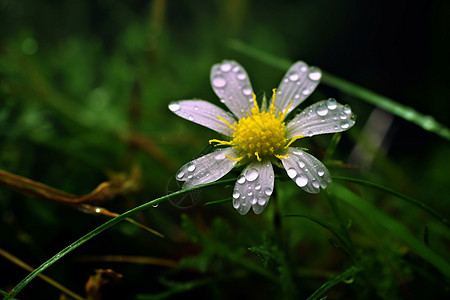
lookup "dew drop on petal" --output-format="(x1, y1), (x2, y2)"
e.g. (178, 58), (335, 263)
(187, 162), (196, 172)
(212, 75), (227, 88)
(308, 67), (322, 81)
(295, 175), (308, 187)
(242, 88), (252, 96)
(288, 73), (299, 81)
(245, 168), (259, 181)
(188, 114), (194, 121)
(255, 183), (262, 190)
(340, 120), (350, 129)
(232, 66), (240, 72)
(233, 190), (240, 199)
(287, 168), (297, 179)
(302, 88), (311, 96)
(318, 170), (325, 176)
(257, 198), (266, 205)
(176, 171), (185, 179)
(168, 103), (180, 112)
(292, 149), (303, 156)
(326, 98), (337, 110)
(251, 198), (257, 205)
(237, 72), (247, 80)
(248, 191), (253, 196)
(339, 112), (347, 120)
(220, 63), (232, 72)
(316, 103), (328, 116)
(241, 197), (248, 206)
(233, 199), (240, 209)
(312, 181), (320, 189)
(344, 105), (352, 115)
(264, 187), (273, 196)
(298, 161), (305, 168)
(237, 175), (246, 184)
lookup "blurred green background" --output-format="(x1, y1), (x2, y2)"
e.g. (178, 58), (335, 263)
(1, 0), (450, 299)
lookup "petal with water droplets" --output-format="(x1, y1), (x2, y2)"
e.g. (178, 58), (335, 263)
(210, 60), (254, 119)
(177, 148), (240, 188)
(285, 99), (356, 138)
(232, 160), (274, 215)
(280, 148), (331, 194)
(275, 61), (321, 117)
(168, 100), (237, 136)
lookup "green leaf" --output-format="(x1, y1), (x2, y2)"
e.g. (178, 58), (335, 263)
(332, 183), (450, 278)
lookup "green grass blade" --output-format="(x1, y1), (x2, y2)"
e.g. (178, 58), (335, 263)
(332, 184), (450, 278)
(333, 176), (449, 228)
(228, 39), (450, 141)
(306, 265), (362, 300)
(5, 177), (237, 299)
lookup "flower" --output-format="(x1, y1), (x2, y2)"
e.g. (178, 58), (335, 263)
(169, 60), (356, 215)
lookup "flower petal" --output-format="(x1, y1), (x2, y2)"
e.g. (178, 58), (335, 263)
(275, 61), (322, 117)
(169, 100), (237, 136)
(232, 160), (274, 215)
(210, 60), (254, 119)
(280, 148), (331, 194)
(285, 99), (356, 138)
(176, 148), (239, 188)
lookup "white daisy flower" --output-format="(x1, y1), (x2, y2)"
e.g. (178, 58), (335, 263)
(169, 60), (356, 215)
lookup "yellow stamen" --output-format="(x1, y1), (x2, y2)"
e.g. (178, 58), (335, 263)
(251, 92), (260, 114)
(284, 135), (304, 148)
(255, 152), (262, 162)
(217, 116), (236, 130)
(279, 100), (293, 120)
(225, 154), (245, 162)
(209, 139), (233, 146)
(275, 153), (289, 159)
(270, 88), (276, 112)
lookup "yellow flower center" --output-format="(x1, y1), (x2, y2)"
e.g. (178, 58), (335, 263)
(209, 89), (303, 162)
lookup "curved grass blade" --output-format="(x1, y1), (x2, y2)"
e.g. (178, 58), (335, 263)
(228, 39), (450, 141)
(306, 265), (362, 300)
(4, 177), (237, 299)
(332, 183), (450, 278)
(333, 176), (449, 228)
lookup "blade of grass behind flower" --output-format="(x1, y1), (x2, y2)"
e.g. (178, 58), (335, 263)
(228, 39), (450, 141)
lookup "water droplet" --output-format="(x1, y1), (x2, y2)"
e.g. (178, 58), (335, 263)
(152, 203), (159, 208)
(187, 163), (196, 172)
(220, 63), (232, 72)
(292, 149), (303, 156)
(326, 98), (337, 110)
(298, 161), (305, 168)
(343, 105), (352, 115)
(287, 168), (297, 178)
(241, 197), (248, 206)
(176, 171), (185, 179)
(242, 87), (252, 95)
(212, 75), (227, 88)
(251, 198), (257, 205)
(233, 190), (240, 199)
(302, 88), (311, 95)
(237, 175), (246, 184)
(236, 72), (247, 80)
(264, 187), (273, 196)
(232, 66), (240, 72)
(257, 198), (266, 205)
(245, 168), (259, 181)
(194, 106), (199, 111)
(316, 103), (328, 116)
(255, 183), (261, 190)
(188, 114), (194, 121)
(248, 191), (253, 196)
(288, 73), (299, 81)
(339, 112), (347, 120)
(340, 120), (350, 129)
(295, 175), (308, 187)
(312, 181), (320, 188)
(318, 170), (325, 176)
(169, 103), (180, 112)
(308, 67), (322, 81)
(294, 94), (300, 99)
(233, 199), (240, 208)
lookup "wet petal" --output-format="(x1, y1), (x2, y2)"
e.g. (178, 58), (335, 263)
(168, 100), (237, 136)
(176, 148), (240, 188)
(285, 99), (356, 138)
(280, 148), (331, 194)
(232, 160), (274, 215)
(210, 60), (254, 119)
(275, 61), (321, 117)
